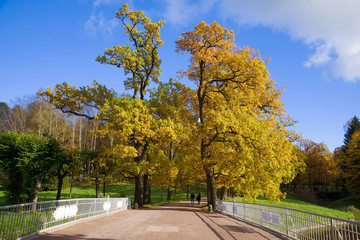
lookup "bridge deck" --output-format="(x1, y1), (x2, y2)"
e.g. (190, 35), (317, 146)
(31, 200), (288, 240)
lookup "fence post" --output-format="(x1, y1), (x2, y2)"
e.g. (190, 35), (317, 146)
(128, 197), (131, 209)
(244, 202), (246, 220)
(93, 198), (96, 217)
(233, 199), (236, 217)
(107, 195), (110, 214)
(331, 218), (335, 240)
(76, 199), (79, 220)
(286, 209), (289, 236)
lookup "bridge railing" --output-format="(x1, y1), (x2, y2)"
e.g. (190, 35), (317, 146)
(0, 197), (131, 240)
(216, 200), (360, 240)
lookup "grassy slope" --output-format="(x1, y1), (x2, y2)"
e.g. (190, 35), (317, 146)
(326, 196), (360, 220)
(231, 192), (355, 220)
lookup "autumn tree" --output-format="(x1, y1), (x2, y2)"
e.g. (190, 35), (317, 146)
(39, 3), (166, 207)
(0, 101), (30, 133)
(332, 147), (347, 191)
(296, 140), (332, 190)
(148, 79), (197, 199)
(95, 3), (164, 206)
(176, 21), (303, 208)
(343, 131), (360, 199)
(39, 81), (174, 207)
(0, 102), (9, 133)
(96, 3), (164, 101)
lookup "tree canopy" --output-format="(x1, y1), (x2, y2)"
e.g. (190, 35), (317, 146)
(0, 131), (64, 204)
(176, 21), (302, 206)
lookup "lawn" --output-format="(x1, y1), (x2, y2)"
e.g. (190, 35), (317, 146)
(230, 192), (357, 220)
(0, 182), (208, 208)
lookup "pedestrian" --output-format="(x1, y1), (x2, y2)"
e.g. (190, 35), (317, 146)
(196, 193), (201, 204)
(190, 192), (195, 205)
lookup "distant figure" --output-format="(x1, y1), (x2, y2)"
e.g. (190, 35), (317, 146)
(190, 192), (195, 204)
(196, 193), (201, 204)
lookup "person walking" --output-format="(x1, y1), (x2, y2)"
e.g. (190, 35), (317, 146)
(196, 193), (201, 204)
(190, 192), (195, 205)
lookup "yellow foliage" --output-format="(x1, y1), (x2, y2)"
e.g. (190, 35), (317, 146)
(176, 21), (304, 202)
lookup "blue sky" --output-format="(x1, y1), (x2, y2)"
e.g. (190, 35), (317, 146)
(1, 0), (360, 151)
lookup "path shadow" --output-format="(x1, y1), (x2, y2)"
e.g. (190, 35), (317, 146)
(142, 200), (207, 212)
(32, 233), (115, 240)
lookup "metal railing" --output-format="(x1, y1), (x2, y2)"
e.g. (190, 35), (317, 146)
(0, 197), (131, 240)
(216, 200), (360, 240)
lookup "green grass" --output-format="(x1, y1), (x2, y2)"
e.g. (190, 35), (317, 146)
(230, 192), (355, 220)
(0, 182), (208, 207)
(326, 196), (360, 220)
(37, 183), (135, 202)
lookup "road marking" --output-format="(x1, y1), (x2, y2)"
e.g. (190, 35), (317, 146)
(146, 226), (179, 232)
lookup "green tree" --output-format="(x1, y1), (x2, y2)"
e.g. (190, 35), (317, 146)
(0, 132), (64, 204)
(344, 116), (360, 152)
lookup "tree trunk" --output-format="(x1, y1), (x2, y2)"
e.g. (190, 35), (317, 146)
(205, 166), (217, 210)
(56, 175), (65, 200)
(95, 173), (100, 198)
(29, 177), (43, 203)
(218, 186), (227, 200)
(56, 162), (68, 200)
(222, 187), (228, 200)
(143, 174), (151, 204)
(174, 182), (177, 199)
(187, 184), (189, 199)
(103, 172), (107, 197)
(161, 184), (163, 200)
(12, 172), (24, 204)
(69, 172), (73, 199)
(167, 187), (172, 200)
(143, 152), (151, 204)
(134, 174), (144, 209)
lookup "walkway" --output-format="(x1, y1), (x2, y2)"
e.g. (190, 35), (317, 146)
(31, 200), (289, 240)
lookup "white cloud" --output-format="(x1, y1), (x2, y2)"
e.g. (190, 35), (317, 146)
(84, 0), (122, 38)
(218, 0), (360, 82)
(161, 0), (218, 26)
(85, 12), (118, 38)
(161, 0), (360, 82)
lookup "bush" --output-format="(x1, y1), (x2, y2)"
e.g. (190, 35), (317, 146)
(41, 176), (70, 191)
(0, 171), (7, 185)
(347, 205), (360, 220)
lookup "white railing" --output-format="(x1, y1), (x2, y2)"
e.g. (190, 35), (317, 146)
(216, 200), (360, 240)
(0, 197), (131, 240)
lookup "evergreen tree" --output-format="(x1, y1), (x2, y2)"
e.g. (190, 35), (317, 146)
(343, 116), (360, 152)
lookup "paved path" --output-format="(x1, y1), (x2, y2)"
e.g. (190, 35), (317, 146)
(32, 200), (288, 240)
